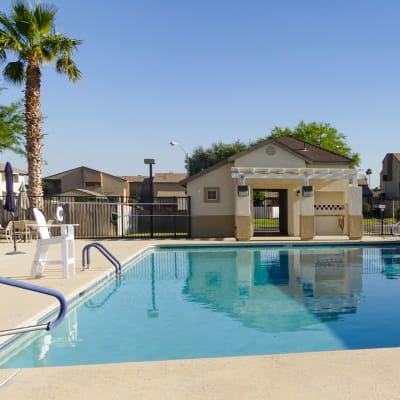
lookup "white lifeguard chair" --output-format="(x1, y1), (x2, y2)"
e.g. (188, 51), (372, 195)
(29, 208), (78, 279)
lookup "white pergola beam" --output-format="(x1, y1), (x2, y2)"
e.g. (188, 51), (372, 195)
(232, 167), (360, 185)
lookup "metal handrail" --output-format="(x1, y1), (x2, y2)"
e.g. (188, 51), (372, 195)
(0, 277), (67, 336)
(82, 242), (122, 276)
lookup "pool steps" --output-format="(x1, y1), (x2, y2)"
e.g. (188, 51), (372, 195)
(82, 242), (122, 276)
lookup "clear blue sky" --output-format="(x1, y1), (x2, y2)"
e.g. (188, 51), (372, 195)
(1, 0), (399, 188)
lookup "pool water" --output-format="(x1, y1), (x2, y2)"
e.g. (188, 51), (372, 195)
(2, 244), (400, 368)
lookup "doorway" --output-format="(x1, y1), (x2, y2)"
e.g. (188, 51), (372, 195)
(253, 189), (288, 235)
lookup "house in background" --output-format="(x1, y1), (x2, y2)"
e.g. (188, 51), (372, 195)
(185, 136), (362, 241)
(358, 175), (373, 198)
(120, 175), (146, 201)
(380, 153), (400, 199)
(0, 162), (27, 197)
(121, 173), (187, 202)
(153, 173), (187, 198)
(44, 166), (128, 201)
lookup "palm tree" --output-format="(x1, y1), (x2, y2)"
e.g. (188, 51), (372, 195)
(0, 1), (82, 207)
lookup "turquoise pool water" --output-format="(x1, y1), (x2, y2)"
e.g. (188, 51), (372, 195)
(2, 244), (400, 368)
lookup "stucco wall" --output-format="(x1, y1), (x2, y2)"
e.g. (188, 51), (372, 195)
(187, 163), (235, 238)
(60, 170), (84, 192)
(187, 163), (235, 216)
(102, 174), (127, 197)
(234, 144), (306, 168)
(191, 215), (235, 237)
(386, 157), (400, 198)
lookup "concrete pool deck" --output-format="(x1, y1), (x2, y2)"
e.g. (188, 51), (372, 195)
(1, 236), (400, 399)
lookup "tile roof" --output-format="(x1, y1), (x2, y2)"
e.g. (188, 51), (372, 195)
(228, 136), (354, 165)
(153, 173), (187, 183)
(58, 188), (108, 197)
(272, 136), (354, 164)
(44, 166), (126, 181)
(119, 175), (146, 183)
(121, 173), (186, 183)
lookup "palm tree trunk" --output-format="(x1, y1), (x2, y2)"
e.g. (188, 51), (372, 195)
(25, 57), (43, 209)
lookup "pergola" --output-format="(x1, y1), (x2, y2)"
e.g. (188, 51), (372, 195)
(232, 167), (361, 186)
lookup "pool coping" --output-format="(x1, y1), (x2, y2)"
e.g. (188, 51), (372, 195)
(2, 236), (400, 399)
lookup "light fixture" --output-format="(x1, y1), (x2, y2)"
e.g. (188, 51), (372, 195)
(170, 140), (189, 174)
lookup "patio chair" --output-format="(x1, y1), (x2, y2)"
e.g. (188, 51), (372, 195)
(13, 220), (32, 242)
(29, 208), (77, 279)
(0, 221), (13, 242)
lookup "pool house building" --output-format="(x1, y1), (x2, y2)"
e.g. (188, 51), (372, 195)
(185, 136), (362, 241)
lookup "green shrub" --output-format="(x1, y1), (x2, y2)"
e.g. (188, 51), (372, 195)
(363, 201), (371, 214)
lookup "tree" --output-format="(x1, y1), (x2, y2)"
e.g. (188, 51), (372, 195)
(268, 121), (360, 166)
(189, 140), (247, 176)
(0, 1), (82, 207)
(0, 98), (25, 154)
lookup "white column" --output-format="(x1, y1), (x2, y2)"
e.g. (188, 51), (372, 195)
(235, 184), (252, 240)
(300, 186), (315, 240)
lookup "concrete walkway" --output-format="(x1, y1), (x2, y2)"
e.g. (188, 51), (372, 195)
(1, 236), (400, 399)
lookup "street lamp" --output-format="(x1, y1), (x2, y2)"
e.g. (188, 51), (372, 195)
(144, 158), (155, 202)
(170, 141), (189, 174)
(144, 158), (155, 237)
(366, 168), (372, 188)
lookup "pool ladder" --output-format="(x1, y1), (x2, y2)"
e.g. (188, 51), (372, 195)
(0, 277), (67, 337)
(82, 242), (122, 277)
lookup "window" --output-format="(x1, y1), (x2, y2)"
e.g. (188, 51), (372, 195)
(85, 181), (101, 188)
(204, 187), (220, 202)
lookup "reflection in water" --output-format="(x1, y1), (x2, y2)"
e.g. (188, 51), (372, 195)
(84, 278), (122, 310)
(183, 247), (364, 332)
(381, 247), (400, 279)
(147, 254), (159, 318)
(22, 309), (78, 367)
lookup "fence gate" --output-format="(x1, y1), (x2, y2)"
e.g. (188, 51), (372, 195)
(362, 197), (396, 236)
(253, 189), (288, 235)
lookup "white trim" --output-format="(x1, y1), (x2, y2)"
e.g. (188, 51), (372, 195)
(232, 167), (361, 186)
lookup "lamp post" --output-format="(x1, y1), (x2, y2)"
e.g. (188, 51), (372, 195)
(366, 168), (372, 188)
(144, 158), (155, 237)
(170, 141), (189, 175)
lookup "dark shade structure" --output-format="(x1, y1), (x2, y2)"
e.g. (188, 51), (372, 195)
(3, 162), (23, 254)
(4, 162), (15, 213)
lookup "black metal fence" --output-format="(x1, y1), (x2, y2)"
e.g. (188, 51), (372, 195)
(362, 197), (400, 236)
(253, 190), (281, 235)
(2, 194), (400, 238)
(0, 196), (191, 239)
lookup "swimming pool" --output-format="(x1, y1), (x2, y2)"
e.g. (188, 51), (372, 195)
(2, 243), (400, 368)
